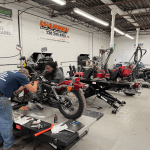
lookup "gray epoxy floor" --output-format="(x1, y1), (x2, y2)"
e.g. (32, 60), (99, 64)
(77, 88), (150, 150)
(1, 88), (150, 150)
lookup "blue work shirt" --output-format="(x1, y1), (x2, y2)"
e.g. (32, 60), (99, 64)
(0, 70), (29, 97)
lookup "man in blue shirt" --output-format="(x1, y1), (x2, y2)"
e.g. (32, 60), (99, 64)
(0, 68), (39, 150)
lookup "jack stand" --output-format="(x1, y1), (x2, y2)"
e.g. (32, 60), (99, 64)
(96, 90), (126, 114)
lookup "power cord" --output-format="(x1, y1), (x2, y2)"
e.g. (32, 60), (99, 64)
(0, 51), (21, 66)
(86, 96), (102, 110)
(0, 64), (18, 66)
(87, 96), (97, 106)
(0, 53), (20, 58)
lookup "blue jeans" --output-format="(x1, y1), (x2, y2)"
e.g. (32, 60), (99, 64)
(0, 97), (14, 149)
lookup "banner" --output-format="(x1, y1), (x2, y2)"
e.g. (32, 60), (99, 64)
(38, 19), (70, 43)
(0, 18), (13, 37)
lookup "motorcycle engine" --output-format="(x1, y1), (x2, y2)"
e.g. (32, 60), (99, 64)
(28, 83), (55, 104)
(28, 84), (46, 102)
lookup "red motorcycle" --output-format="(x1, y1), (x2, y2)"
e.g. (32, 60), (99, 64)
(72, 46), (146, 95)
(13, 56), (86, 119)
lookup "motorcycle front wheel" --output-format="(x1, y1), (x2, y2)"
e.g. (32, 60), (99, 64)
(58, 89), (86, 119)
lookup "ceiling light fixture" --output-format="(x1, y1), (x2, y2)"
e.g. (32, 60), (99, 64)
(73, 8), (95, 20)
(52, 0), (66, 5)
(94, 18), (109, 26)
(114, 27), (125, 35)
(125, 34), (134, 39)
(73, 8), (109, 26)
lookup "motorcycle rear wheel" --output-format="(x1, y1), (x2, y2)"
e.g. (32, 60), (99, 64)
(58, 89), (86, 119)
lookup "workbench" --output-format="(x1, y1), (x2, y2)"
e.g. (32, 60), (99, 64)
(13, 104), (103, 150)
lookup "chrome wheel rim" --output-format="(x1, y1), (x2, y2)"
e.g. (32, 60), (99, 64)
(61, 91), (79, 115)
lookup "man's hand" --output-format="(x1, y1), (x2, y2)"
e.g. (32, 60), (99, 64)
(30, 81), (34, 85)
(34, 80), (40, 84)
(51, 82), (55, 85)
(24, 81), (40, 93)
(15, 86), (25, 93)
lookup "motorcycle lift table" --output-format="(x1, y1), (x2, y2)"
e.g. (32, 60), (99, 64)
(12, 104), (103, 150)
(81, 78), (135, 114)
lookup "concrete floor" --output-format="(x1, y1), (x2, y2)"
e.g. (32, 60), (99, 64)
(1, 88), (150, 150)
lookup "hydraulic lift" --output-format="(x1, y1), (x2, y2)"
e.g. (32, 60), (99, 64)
(12, 104), (103, 150)
(81, 78), (136, 114)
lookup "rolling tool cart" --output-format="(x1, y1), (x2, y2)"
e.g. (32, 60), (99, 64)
(13, 105), (103, 150)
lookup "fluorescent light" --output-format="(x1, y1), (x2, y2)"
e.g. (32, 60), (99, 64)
(73, 8), (109, 26)
(52, 0), (66, 5)
(125, 34), (134, 39)
(94, 19), (109, 26)
(114, 27), (125, 35)
(73, 8), (95, 20)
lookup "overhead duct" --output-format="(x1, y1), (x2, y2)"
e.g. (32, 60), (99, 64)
(124, 8), (150, 15)
(101, 0), (139, 27)
(32, 0), (52, 6)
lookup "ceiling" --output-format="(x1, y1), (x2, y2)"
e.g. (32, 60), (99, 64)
(3, 0), (150, 35)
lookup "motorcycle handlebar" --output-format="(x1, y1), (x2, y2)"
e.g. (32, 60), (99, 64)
(26, 66), (47, 83)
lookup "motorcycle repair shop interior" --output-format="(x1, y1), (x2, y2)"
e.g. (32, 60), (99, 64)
(0, 0), (150, 150)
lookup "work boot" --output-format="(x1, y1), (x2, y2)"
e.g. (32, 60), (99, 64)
(6, 143), (23, 150)
(0, 141), (3, 147)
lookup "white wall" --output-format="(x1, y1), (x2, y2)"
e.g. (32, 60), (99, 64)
(0, 4), (19, 72)
(108, 34), (150, 69)
(0, 3), (109, 75)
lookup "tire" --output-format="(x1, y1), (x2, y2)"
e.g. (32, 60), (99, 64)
(124, 92), (135, 96)
(58, 89), (86, 119)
